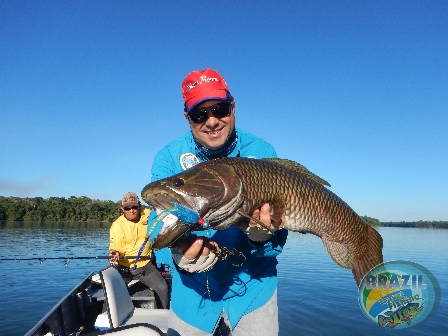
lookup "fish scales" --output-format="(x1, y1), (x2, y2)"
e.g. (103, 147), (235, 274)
(232, 159), (365, 245)
(141, 157), (383, 286)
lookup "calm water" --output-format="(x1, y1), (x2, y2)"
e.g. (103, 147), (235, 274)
(0, 222), (446, 335)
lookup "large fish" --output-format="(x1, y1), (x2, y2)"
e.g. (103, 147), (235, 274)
(141, 157), (383, 286)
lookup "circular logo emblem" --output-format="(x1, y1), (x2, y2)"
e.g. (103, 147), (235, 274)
(358, 260), (440, 329)
(180, 153), (200, 170)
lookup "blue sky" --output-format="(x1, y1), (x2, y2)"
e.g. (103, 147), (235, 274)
(1, 1), (447, 222)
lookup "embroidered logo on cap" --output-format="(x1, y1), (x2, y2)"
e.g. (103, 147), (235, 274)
(185, 76), (220, 92)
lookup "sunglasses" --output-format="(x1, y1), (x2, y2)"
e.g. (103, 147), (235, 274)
(188, 101), (232, 124)
(123, 205), (139, 211)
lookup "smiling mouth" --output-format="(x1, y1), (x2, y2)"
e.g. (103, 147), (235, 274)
(205, 127), (224, 135)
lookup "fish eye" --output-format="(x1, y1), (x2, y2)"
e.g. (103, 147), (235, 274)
(173, 178), (184, 188)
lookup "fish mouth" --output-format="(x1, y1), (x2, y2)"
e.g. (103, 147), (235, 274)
(146, 192), (186, 211)
(151, 220), (195, 250)
(145, 193), (199, 250)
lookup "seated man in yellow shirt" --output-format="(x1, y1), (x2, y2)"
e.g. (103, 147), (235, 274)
(108, 192), (169, 309)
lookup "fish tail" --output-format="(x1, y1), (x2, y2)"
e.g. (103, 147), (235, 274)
(352, 225), (383, 286)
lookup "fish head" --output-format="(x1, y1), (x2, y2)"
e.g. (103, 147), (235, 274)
(141, 161), (244, 248)
(142, 161), (243, 219)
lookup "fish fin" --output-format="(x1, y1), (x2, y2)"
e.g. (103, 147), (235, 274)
(322, 239), (354, 269)
(352, 225), (384, 286)
(263, 158), (331, 187)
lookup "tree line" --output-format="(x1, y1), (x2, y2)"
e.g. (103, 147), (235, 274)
(381, 221), (448, 229)
(362, 216), (447, 228)
(361, 216), (381, 226)
(1, 197), (446, 228)
(0, 196), (122, 222)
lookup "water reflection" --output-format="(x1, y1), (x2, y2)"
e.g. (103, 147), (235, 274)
(0, 220), (112, 229)
(0, 223), (446, 335)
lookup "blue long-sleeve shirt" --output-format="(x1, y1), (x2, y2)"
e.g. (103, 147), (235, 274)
(148, 128), (288, 333)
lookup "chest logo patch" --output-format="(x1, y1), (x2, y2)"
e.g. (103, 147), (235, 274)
(180, 152), (200, 170)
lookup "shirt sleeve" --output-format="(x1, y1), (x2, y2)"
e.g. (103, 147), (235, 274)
(109, 220), (125, 253)
(249, 229), (288, 257)
(237, 128), (278, 159)
(151, 147), (178, 182)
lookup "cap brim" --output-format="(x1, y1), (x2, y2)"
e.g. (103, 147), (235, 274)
(185, 90), (228, 112)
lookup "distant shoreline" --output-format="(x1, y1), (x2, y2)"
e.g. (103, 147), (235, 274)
(380, 221), (448, 229)
(1, 220), (447, 229)
(361, 216), (448, 229)
(2, 197), (446, 228)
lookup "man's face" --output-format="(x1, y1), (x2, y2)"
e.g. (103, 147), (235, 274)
(185, 99), (235, 150)
(121, 205), (140, 221)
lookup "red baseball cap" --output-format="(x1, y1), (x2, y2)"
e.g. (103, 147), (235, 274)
(182, 69), (230, 112)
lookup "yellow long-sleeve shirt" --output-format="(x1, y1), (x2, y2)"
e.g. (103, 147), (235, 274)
(109, 208), (152, 268)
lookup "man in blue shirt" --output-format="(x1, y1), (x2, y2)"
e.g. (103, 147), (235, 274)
(150, 69), (288, 335)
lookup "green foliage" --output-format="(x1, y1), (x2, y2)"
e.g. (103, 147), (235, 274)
(0, 196), (121, 222)
(1, 196), (445, 228)
(361, 215), (381, 226)
(381, 221), (448, 229)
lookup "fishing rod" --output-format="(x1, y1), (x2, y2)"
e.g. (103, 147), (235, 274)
(1, 204), (208, 265)
(1, 255), (152, 262)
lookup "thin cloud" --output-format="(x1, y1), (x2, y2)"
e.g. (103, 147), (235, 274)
(0, 175), (59, 196)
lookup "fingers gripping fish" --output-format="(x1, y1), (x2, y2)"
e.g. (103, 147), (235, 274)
(141, 157), (383, 287)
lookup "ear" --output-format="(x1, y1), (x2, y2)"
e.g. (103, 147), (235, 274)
(184, 112), (193, 125)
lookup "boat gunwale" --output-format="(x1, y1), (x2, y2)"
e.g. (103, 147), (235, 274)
(25, 271), (95, 336)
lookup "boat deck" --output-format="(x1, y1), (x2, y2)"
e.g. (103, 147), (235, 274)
(25, 270), (171, 336)
(90, 279), (158, 309)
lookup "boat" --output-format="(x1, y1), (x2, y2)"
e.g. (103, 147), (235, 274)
(25, 264), (172, 336)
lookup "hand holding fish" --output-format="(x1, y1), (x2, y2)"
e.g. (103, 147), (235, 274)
(173, 236), (219, 260)
(171, 236), (220, 273)
(237, 203), (285, 243)
(169, 204), (280, 272)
